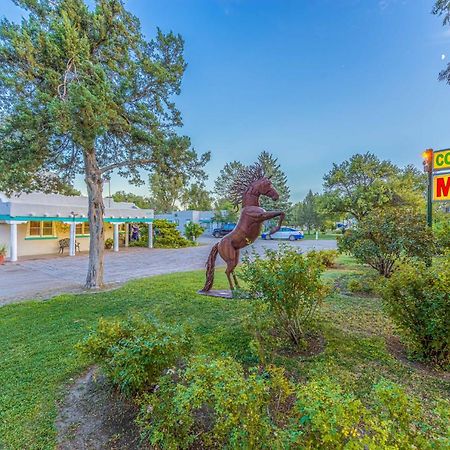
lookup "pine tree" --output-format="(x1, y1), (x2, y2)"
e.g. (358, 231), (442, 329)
(257, 151), (291, 211)
(0, 0), (209, 287)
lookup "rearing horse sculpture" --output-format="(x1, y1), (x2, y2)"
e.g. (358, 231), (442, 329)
(202, 163), (285, 291)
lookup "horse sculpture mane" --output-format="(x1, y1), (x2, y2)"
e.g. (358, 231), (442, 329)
(201, 161), (285, 292)
(228, 163), (266, 207)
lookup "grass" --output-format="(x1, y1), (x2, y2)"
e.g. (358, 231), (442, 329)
(302, 231), (340, 240)
(0, 259), (448, 449)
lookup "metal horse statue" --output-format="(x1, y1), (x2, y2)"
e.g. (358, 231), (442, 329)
(202, 163), (285, 292)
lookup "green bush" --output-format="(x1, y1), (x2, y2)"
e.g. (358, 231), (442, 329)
(338, 207), (435, 277)
(154, 219), (192, 248)
(335, 272), (378, 296)
(138, 357), (449, 449)
(184, 221), (204, 241)
(78, 314), (192, 395)
(290, 377), (448, 449)
(138, 356), (293, 449)
(380, 258), (450, 368)
(307, 249), (339, 268)
(239, 246), (329, 347)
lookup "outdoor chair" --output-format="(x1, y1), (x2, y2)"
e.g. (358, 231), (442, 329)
(58, 238), (81, 254)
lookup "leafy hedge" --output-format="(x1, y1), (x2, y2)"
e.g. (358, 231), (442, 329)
(129, 219), (192, 248)
(138, 356), (449, 449)
(381, 257), (450, 368)
(78, 314), (192, 395)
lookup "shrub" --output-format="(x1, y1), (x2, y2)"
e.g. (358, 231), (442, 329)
(78, 314), (192, 395)
(290, 377), (448, 449)
(239, 246), (329, 347)
(0, 244), (6, 256)
(335, 272), (379, 296)
(104, 238), (114, 249)
(338, 207), (435, 277)
(307, 249), (338, 268)
(380, 258), (450, 368)
(153, 219), (192, 248)
(184, 221), (204, 241)
(138, 357), (449, 449)
(138, 356), (294, 449)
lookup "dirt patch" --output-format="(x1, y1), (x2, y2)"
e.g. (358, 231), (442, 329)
(277, 332), (326, 359)
(56, 367), (149, 450)
(386, 336), (450, 381)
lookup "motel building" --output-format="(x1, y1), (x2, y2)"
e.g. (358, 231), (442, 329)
(0, 192), (154, 262)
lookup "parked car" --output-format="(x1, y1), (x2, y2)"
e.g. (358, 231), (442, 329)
(212, 223), (236, 238)
(261, 227), (304, 241)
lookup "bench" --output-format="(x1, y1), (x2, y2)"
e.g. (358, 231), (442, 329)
(58, 238), (81, 254)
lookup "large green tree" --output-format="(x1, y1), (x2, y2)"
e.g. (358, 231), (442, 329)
(0, 0), (208, 287)
(322, 153), (425, 221)
(149, 170), (184, 213)
(258, 151), (291, 211)
(182, 182), (213, 210)
(213, 160), (245, 202)
(295, 190), (322, 234)
(214, 152), (290, 211)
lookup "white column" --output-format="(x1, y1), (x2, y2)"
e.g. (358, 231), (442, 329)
(113, 223), (119, 252)
(69, 222), (76, 256)
(9, 222), (18, 262)
(148, 222), (153, 248)
(124, 223), (129, 247)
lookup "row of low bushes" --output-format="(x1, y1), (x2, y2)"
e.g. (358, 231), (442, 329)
(78, 247), (448, 447)
(79, 312), (449, 449)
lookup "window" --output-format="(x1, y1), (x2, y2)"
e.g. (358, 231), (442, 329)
(29, 221), (41, 236)
(76, 222), (90, 236)
(27, 221), (56, 238)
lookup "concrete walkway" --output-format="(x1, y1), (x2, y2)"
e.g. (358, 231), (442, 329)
(0, 237), (336, 306)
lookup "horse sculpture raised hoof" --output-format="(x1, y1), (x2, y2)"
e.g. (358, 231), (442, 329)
(202, 162), (285, 293)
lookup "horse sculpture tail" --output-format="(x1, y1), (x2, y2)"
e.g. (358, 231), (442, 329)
(203, 242), (219, 291)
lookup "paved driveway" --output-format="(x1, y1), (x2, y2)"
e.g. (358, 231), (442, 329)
(0, 237), (336, 306)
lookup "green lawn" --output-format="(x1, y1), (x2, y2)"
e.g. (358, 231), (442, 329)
(302, 231), (340, 240)
(0, 262), (448, 449)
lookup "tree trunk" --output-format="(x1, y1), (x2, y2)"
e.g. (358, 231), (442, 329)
(84, 150), (105, 289)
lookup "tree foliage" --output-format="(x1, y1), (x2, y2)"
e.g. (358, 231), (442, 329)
(149, 170), (184, 213)
(181, 182), (213, 210)
(258, 151), (291, 211)
(322, 153), (425, 221)
(338, 207), (435, 277)
(213, 152), (290, 211)
(112, 191), (152, 209)
(0, 0), (208, 287)
(294, 190), (322, 232)
(213, 161), (245, 201)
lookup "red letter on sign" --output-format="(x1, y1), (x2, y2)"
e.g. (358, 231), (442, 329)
(436, 177), (450, 198)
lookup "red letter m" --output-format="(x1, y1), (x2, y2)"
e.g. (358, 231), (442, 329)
(436, 176), (450, 198)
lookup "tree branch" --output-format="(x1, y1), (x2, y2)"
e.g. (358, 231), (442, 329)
(100, 158), (155, 174)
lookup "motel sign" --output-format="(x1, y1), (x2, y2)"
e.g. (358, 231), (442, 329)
(433, 174), (450, 201)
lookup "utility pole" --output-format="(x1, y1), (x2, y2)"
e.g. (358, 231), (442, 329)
(422, 149), (433, 228)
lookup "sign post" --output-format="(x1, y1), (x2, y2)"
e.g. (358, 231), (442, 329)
(422, 150), (433, 228)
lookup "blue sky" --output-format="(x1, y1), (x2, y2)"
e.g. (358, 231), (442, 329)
(2, 0), (450, 202)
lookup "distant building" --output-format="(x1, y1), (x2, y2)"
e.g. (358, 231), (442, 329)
(0, 192), (154, 261)
(155, 210), (217, 234)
